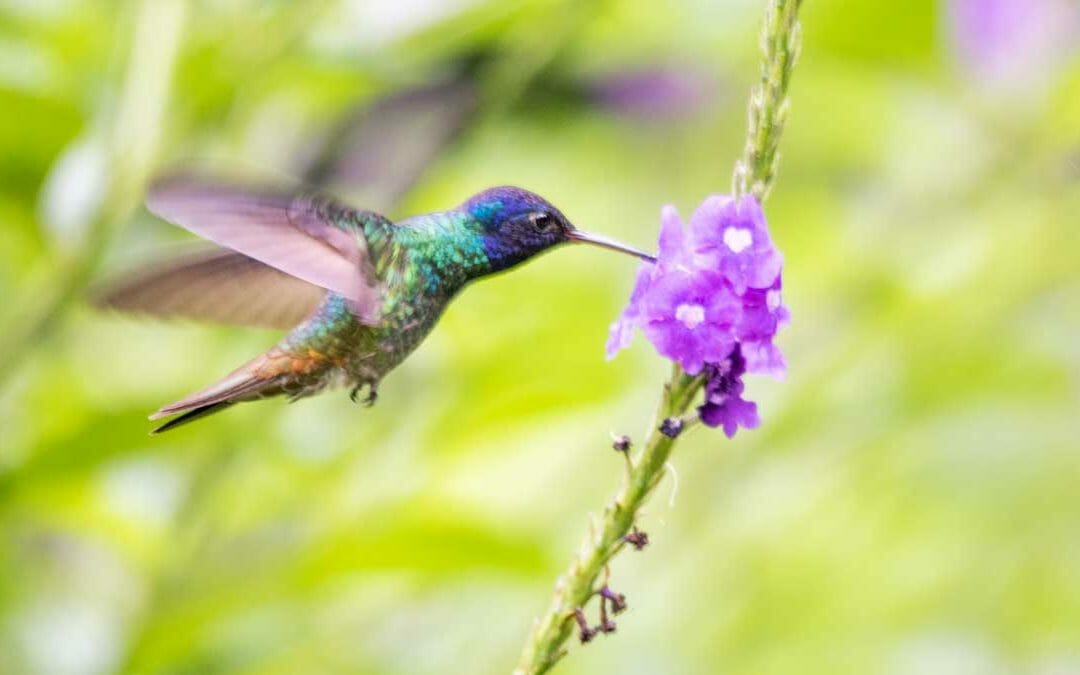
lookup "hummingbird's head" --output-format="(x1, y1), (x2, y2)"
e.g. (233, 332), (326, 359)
(463, 186), (654, 272)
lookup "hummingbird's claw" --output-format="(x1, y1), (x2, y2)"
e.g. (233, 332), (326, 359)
(350, 383), (378, 407)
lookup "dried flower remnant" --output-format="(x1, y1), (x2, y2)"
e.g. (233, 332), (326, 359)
(659, 417), (684, 438)
(623, 528), (649, 551)
(572, 608), (597, 644)
(599, 586), (628, 614)
(611, 434), (632, 452)
(607, 194), (788, 437)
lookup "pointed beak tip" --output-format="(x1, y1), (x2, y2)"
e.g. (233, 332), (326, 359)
(569, 229), (656, 263)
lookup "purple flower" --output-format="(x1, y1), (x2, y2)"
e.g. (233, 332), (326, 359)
(605, 265), (651, 356)
(685, 195), (783, 294)
(637, 266), (741, 375)
(735, 276), (789, 379)
(607, 193), (787, 437)
(699, 347), (760, 439)
(947, 0), (1078, 92)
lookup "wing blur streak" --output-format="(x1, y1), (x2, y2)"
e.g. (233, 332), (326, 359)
(145, 179), (386, 324)
(95, 248), (327, 329)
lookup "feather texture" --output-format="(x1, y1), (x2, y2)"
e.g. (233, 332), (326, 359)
(146, 179), (390, 324)
(94, 248), (325, 329)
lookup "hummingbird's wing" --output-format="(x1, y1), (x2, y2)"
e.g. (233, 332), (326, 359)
(146, 179), (391, 325)
(301, 78), (478, 210)
(94, 248), (327, 329)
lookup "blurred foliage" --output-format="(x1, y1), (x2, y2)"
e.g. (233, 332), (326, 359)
(1, 1), (1079, 674)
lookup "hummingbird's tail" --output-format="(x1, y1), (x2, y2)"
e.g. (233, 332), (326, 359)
(151, 400), (238, 434)
(149, 346), (333, 433)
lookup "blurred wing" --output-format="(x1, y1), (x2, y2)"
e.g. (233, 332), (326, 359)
(95, 249), (326, 329)
(146, 179), (390, 324)
(302, 79), (479, 210)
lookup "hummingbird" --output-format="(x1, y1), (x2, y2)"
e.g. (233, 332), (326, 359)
(98, 179), (654, 433)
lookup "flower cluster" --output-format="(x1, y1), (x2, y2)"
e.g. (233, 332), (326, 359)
(607, 194), (788, 437)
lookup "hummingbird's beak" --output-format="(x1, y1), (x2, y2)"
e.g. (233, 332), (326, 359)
(567, 229), (656, 263)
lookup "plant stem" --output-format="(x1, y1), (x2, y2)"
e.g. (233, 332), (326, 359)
(512, 370), (700, 675)
(512, 2), (803, 673)
(733, 0), (804, 202)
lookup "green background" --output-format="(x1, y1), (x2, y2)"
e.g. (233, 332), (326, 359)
(1, 1), (1078, 673)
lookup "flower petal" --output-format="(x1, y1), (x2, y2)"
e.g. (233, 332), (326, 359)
(658, 205), (686, 264)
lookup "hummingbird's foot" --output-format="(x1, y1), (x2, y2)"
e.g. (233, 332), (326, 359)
(363, 385), (378, 407)
(349, 383), (378, 407)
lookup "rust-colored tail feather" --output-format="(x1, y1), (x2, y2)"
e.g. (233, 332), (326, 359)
(149, 342), (335, 433)
(149, 362), (283, 433)
(152, 401), (237, 434)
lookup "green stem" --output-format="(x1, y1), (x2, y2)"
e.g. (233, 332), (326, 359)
(513, 370), (701, 675)
(512, 2), (803, 673)
(734, 0), (804, 202)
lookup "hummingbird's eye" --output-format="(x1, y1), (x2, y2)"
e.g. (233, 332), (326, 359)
(531, 212), (559, 232)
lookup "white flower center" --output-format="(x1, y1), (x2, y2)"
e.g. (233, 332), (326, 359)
(675, 303), (706, 330)
(723, 226), (752, 253)
(766, 289), (781, 310)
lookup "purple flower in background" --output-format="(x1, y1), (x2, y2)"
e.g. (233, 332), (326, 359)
(585, 66), (712, 121)
(607, 194), (787, 437)
(947, 0), (1078, 91)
